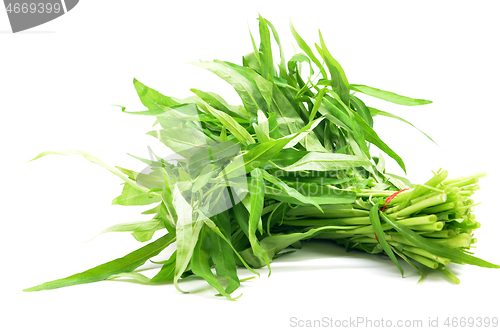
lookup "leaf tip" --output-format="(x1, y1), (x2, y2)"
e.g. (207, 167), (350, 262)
(27, 151), (50, 163)
(112, 104), (126, 112)
(23, 283), (46, 292)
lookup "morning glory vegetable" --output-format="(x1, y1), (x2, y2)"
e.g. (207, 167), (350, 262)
(23, 16), (498, 299)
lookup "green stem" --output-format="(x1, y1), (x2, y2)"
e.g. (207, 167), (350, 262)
(406, 221), (444, 232)
(403, 251), (438, 269)
(398, 245), (450, 265)
(441, 171), (486, 186)
(391, 194), (447, 218)
(436, 264), (460, 284)
(390, 170), (448, 204)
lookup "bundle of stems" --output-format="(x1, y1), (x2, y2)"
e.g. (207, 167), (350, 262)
(23, 16), (498, 299)
(282, 169), (489, 284)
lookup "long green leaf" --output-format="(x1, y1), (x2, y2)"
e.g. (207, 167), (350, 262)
(258, 14), (274, 80)
(317, 31), (350, 106)
(320, 95), (370, 157)
(204, 218), (258, 275)
(190, 89), (249, 119)
(268, 112), (281, 139)
(309, 87), (327, 122)
(351, 84), (432, 106)
(369, 201), (404, 276)
(350, 95), (373, 128)
(92, 219), (164, 237)
(266, 183), (355, 206)
(192, 61), (266, 117)
(112, 183), (162, 206)
(172, 185), (203, 293)
(209, 213), (240, 294)
(262, 170), (322, 210)
(263, 17), (287, 78)
(251, 71), (325, 152)
(276, 152), (372, 172)
(289, 20), (327, 79)
(349, 109), (407, 173)
(247, 68), (274, 113)
(29, 150), (154, 195)
(107, 251), (178, 284)
(219, 117), (324, 178)
(248, 168), (271, 273)
(253, 109), (270, 143)
(191, 225), (238, 300)
(288, 53), (313, 78)
(23, 231), (176, 292)
(369, 107), (436, 144)
(118, 105), (166, 116)
(204, 103), (255, 145)
(150, 251), (177, 283)
(133, 78), (179, 110)
(210, 230), (240, 294)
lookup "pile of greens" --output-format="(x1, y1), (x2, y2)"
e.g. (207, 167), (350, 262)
(24, 16), (498, 299)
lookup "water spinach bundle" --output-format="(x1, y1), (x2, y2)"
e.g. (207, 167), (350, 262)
(24, 16), (498, 299)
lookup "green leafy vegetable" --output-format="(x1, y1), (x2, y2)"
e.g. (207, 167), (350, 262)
(24, 17), (497, 299)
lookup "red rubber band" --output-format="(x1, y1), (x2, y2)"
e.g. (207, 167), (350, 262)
(374, 188), (409, 242)
(380, 188), (409, 212)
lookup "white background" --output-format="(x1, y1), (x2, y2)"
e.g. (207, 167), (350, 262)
(1, 1), (499, 330)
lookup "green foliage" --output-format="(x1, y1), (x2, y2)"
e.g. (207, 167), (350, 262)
(24, 17), (496, 299)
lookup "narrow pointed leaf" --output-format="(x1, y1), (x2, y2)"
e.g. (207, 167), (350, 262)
(204, 104), (255, 145)
(247, 168), (271, 273)
(369, 201), (405, 276)
(190, 89), (249, 119)
(317, 31), (350, 106)
(350, 95), (373, 128)
(369, 107), (437, 144)
(349, 109), (407, 173)
(23, 232), (176, 292)
(133, 78), (179, 110)
(289, 20), (327, 79)
(351, 84), (432, 106)
(258, 14), (274, 80)
(29, 150), (154, 194)
(191, 225), (237, 300)
(219, 117), (323, 178)
(172, 185), (204, 293)
(277, 152), (372, 172)
(192, 61), (267, 117)
(112, 183), (162, 206)
(262, 169), (322, 210)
